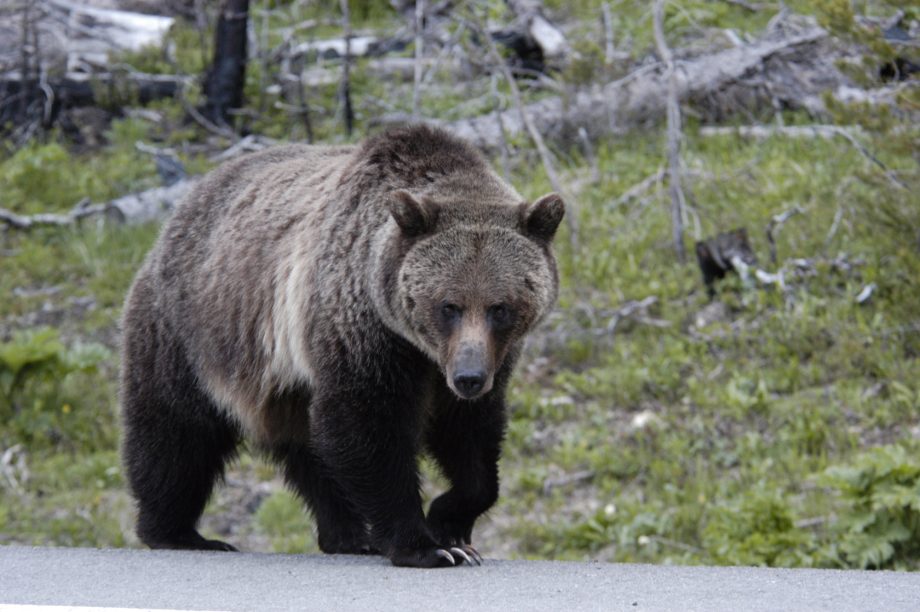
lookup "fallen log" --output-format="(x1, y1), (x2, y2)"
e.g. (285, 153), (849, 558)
(0, 72), (187, 127)
(444, 21), (834, 150)
(105, 178), (197, 224)
(0, 178), (197, 230)
(699, 125), (860, 139)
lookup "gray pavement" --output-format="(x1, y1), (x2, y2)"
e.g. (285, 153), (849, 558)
(1, 545), (919, 611)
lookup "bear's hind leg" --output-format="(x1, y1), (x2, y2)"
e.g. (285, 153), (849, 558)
(121, 298), (241, 551)
(272, 443), (376, 555)
(128, 413), (240, 551)
(123, 388), (240, 550)
(123, 385), (241, 550)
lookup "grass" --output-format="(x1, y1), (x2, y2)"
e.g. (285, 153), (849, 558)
(1, 0), (917, 570)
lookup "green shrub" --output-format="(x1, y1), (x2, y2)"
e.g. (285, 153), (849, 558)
(822, 445), (920, 570)
(702, 487), (821, 567)
(0, 327), (111, 449)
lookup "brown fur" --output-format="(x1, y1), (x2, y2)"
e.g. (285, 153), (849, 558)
(120, 124), (564, 566)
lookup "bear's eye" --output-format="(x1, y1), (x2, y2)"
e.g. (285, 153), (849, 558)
(440, 303), (462, 322)
(488, 303), (513, 328)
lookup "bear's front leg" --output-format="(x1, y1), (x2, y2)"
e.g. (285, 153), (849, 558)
(425, 381), (508, 563)
(309, 377), (468, 568)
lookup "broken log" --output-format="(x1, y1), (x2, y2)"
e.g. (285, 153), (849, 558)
(695, 228), (757, 299)
(444, 21), (833, 150)
(505, 0), (568, 60)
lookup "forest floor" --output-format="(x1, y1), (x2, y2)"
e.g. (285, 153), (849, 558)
(1, 0), (918, 570)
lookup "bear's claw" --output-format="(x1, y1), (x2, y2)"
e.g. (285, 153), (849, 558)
(450, 547), (473, 565)
(454, 544), (483, 565)
(435, 549), (456, 565)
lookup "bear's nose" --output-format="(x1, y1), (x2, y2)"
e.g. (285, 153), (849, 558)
(453, 371), (486, 398)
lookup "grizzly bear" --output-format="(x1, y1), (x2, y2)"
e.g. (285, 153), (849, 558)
(120, 125), (564, 568)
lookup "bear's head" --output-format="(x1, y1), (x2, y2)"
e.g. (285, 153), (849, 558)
(385, 190), (565, 400)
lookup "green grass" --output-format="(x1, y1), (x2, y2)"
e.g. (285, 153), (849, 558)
(492, 121), (920, 569)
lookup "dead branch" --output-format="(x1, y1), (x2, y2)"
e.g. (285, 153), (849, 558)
(654, 0), (687, 263)
(699, 125), (860, 139)
(0, 198), (100, 230)
(184, 100), (239, 140)
(601, 296), (669, 335)
(542, 469), (595, 495)
(829, 126), (908, 191)
(608, 169), (666, 211)
(601, 2), (615, 64)
(766, 205), (805, 264)
(577, 126), (599, 184)
(412, 0), (425, 119)
(489, 74), (513, 183)
(209, 134), (276, 162)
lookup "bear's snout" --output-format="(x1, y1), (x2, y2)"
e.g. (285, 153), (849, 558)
(453, 369), (486, 398)
(447, 342), (494, 400)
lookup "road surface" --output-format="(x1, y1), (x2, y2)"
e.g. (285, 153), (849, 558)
(1, 546), (919, 611)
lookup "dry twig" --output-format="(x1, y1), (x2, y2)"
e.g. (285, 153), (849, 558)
(766, 206), (805, 264)
(608, 169), (666, 210)
(653, 0), (687, 262)
(601, 2), (615, 63)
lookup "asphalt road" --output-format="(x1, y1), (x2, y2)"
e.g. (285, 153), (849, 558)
(2, 546), (919, 612)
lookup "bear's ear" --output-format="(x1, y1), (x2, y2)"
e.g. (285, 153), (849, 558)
(388, 190), (439, 237)
(521, 193), (565, 242)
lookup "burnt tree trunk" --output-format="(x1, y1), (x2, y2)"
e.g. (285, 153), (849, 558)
(202, 0), (249, 127)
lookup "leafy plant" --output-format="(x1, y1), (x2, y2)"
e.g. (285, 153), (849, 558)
(822, 445), (920, 570)
(702, 487), (821, 567)
(0, 328), (110, 447)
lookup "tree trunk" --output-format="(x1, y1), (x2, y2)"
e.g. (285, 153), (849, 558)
(202, 0), (250, 127)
